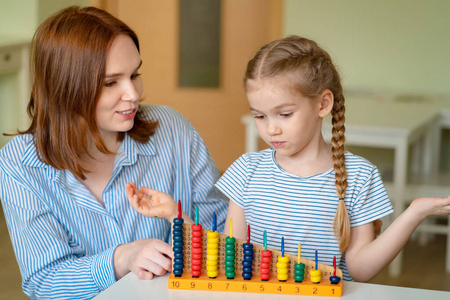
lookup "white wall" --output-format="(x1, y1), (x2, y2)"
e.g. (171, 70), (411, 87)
(284, 0), (450, 95)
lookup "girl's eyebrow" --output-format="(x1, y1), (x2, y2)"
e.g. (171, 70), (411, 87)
(250, 103), (296, 113)
(105, 60), (142, 79)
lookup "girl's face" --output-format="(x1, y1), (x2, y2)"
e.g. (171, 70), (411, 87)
(246, 77), (329, 162)
(96, 34), (143, 142)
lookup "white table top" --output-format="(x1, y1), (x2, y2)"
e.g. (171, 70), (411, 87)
(93, 272), (450, 300)
(321, 94), (439, 146)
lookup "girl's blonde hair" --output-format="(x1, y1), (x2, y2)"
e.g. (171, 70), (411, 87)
(244, 35), (350, 251)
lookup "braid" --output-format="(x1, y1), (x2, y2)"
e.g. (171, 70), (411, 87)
(331, 91), (350, 251)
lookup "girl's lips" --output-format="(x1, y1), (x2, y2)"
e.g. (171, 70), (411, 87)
(271, 141), (285, 148)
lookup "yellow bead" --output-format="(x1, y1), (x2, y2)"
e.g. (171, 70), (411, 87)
(207, 254), (218, 261)
(277, 274), (289, 281)
(277, 268), (289, 275)
(310, 269), (321, 276)
(278, 256), (289, 263)
(207, 248), (218, 255)
(276, 262), (288, 268)
(207, 231), (219, 238)
(206, 265), (217, 271)
(207, 242), (219, 249)
(207, 270), (218, 277)
(206, 260), (218, 266)
(208, 237), (219, 243)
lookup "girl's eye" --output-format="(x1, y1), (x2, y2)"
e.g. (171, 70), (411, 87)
(131, 73), (142, 80)
(104, 81), (116, 87)
(253, 115), (265, 119)
(280, 112), (293, 117)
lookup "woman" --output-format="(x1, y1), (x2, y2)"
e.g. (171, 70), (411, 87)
(0, 6), (227, 299)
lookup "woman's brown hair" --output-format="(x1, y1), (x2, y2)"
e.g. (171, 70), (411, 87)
(17, 6), (158, 180)
(244, 35), (350, 251)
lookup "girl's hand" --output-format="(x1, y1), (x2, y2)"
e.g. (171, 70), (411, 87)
(409, 196), (450, 221)
(126, 182), (177, 221)
(113, 239), (173, 280)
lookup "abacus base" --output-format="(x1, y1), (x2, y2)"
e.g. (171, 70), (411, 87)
(168, 273), (342, 296)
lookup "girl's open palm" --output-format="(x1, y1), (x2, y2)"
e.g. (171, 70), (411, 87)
(126, 182), (177, 220)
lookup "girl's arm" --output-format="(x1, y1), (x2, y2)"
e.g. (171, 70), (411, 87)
(345, 196), (450, 282)
(224, 200), (247, 239)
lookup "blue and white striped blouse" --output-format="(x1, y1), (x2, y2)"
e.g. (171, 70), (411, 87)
(0, 104), (228, 299)
(215, 148), (393, 281)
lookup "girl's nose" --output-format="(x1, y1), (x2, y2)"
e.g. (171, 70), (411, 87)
(267, 121), (281, 136)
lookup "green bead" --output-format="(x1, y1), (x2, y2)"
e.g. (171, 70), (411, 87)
(294, 263), (305, 270)
(225, 237), (236, 243)
(224, 260), (235, 267)
(225, 255), (236, 261)
(225, 266), (235, 272)
(225, 271), (236, 278)
(294, 269), (305, 275)
(225, 243), (235, 250)
(225, 249), (236, 255)
(294, 275), (304, 282)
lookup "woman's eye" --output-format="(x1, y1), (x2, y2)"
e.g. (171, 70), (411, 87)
(131, 73), (142, 80)
(104, 81), (116, 87)
(280, 112), (292, 117)
(253, 115), (265, 119)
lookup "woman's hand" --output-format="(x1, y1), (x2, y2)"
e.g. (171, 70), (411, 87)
(113, 239), (173, 280)
(126, 182), (177, 221)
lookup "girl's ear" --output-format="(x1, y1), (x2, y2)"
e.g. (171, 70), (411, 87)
(318, 89), (334, 118)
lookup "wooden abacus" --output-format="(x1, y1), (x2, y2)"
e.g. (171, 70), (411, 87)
(168, 218), (343, 297)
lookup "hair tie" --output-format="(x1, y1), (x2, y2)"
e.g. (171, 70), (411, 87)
(339, 198), (344, 201)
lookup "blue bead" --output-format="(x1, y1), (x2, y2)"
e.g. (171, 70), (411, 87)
(242, 266), (253, 273)
(173, 247), (183, 253)
(243, 255), (254, 261)
(242, 260), (253, 267)
(173, 235), (184, 242)
(243, 249), (254, 256)
(242, 243), (253, 250)
(173, 218), (184, 224)
(173, 263), (184, 269)
(173, 224), (183, 230)
(173, 241), (184, 247)
(242, 272), (252, 279)
(173, 229), (183, 236)
(173, 269), (183, 276)
(174, 258), (184, 264)
(174, 252), (184, 258)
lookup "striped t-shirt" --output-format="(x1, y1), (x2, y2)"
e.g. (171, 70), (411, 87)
(0, 105), (228, 299)
(215, 148), (393, 281)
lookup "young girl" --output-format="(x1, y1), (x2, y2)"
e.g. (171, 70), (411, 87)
(128, 35), (450, 282)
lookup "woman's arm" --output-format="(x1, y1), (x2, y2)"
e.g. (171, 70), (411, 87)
(345, 196), (450, 282)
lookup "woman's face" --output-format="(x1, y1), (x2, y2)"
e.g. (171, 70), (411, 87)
(95, 34), (143, 141)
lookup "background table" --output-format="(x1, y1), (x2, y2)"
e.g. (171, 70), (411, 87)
(94, 272), (450, 300)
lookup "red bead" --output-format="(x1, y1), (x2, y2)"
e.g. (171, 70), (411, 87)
(260, 262), (270, 269)
(192, 229), (203, 236)
(191, 264), (202, 271)
(261, 256), (272, 263)
(260, 273), (270, 280)
(192, 253), (203, 260)
(191, 236), (202, 242)
(192, 270), (202, 277)
(261, 250), (272, 256)
(191, 242), (202, 248)
(192, 247), (203, 254)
